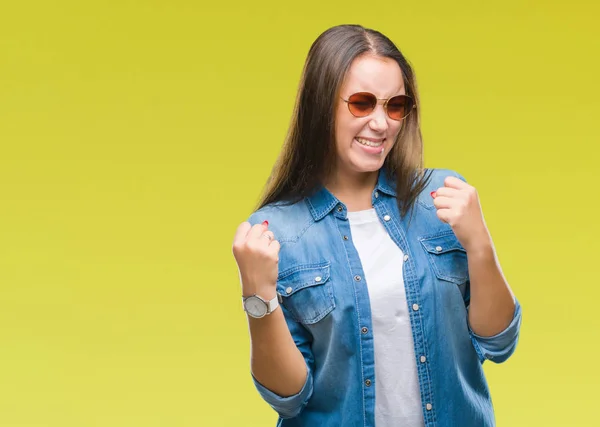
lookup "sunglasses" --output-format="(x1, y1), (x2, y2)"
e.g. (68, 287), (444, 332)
(341, 92), (415, 121)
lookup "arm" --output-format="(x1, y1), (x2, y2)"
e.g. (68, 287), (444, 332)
(249, 302), (315, 418)
(247, 300), (309, 397)
(233, 219), (313, 418)
(466, 239), (516, 337)
(433, 173), (522, 363)
(465, 238), (522, 363)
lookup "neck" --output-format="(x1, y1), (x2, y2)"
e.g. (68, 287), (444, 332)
(324, 169), (379, 212)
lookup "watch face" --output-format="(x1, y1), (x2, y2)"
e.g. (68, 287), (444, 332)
(244, 296), (268, 318)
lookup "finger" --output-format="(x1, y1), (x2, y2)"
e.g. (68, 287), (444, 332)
(436, 208), (451, 224)
(443, 176), (469, 190)
(261, 230), (275, 244)
(247, 220), (270, 240)
(433, 187), (461, 199)
(267, 239), (281, 257)
(432, 196), (455, 210)
(233, 221), (252, 246)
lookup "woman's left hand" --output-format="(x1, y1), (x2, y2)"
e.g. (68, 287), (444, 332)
(431, 176), (492, 254)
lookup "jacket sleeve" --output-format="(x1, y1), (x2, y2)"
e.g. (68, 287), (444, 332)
(467, 297), (522, 364)
(251, 302), (315, 419)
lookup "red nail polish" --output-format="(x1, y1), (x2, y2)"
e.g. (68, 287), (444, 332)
(262, 220), (269, 226)
(430, 191), (436, 198)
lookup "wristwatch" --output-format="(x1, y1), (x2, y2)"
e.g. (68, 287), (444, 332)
(242, 293), (281, 318)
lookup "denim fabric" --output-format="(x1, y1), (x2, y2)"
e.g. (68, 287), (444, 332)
(246, 168), (522, 427)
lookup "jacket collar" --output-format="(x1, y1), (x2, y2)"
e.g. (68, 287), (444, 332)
(306, 168), (397, 221)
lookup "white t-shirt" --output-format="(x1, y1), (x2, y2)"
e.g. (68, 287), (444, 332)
(347, 208), (425, 427)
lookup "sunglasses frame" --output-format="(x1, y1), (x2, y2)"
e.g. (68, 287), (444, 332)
(340, 92), (416, 121)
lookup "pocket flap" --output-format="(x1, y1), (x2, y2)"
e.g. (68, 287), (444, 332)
(277, 262), (331, 296)
(420, 232), (465, 255)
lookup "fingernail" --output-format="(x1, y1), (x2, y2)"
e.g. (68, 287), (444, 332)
(430, 191), (436, 198)
(262, 220), (269, 226)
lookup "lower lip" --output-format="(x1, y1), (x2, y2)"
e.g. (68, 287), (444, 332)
(354, 138), (385, 154)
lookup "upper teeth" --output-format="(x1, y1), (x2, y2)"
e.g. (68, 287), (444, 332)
(356, 137), (383, 147)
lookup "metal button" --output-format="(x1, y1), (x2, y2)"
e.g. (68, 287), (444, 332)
(420, 356), (426, 363)
(435, 246), (442, 252)
(343, 235), (349, 240)
(354, 275), (362, 282)
(374, 191), (379, 198)
(365, 379), (372, 387)
(383, 215), (391, 221)
(315, 276), (322, 282)
(337, 205), (343, 212)
(403, 254), (409, 262)
(412, 303), (419, 311)
(426, 403), (432, 411)
(361, 327), (368, 334)
(285, 287), (293, 294)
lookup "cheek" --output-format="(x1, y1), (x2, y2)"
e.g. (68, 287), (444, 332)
(389, 121), (404, 138)
(336, 115), (364, 143)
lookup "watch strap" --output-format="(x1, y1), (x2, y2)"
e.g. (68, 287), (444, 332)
(266, 293), (280, 314)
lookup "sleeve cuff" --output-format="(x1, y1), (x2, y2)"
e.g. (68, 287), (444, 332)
(469, 298), (522, 363)
(251, 366), (313, 419)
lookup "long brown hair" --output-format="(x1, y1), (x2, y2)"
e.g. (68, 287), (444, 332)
(255, 24), (432, 218)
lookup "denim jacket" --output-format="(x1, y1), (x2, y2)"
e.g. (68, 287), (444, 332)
(246, 168), (522, 427)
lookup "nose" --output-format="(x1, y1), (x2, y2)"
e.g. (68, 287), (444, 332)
(368, 105), (389, 132)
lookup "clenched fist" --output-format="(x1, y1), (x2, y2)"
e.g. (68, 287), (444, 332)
(431, 176), (492, 253)
(232, 220), (280, 299)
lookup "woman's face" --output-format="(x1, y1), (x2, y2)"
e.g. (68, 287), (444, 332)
(333, 55), (406, 180)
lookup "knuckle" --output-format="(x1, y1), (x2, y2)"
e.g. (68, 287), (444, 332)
(232, 241), (245, 253)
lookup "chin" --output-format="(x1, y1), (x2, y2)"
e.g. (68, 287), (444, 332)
(353, 161), (384, 173)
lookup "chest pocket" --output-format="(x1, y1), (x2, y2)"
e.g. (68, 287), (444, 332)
(419, 232), (469, 286)
(276, 261), (335, 325)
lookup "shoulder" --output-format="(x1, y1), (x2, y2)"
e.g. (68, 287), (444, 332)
(426, 168), (468, 186)
(245, 199), (315, 244)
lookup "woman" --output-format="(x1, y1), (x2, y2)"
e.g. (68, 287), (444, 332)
(231, 24), (522, 427)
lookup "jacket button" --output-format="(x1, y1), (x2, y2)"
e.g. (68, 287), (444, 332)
(435, 246), (443, 252)
(314, 276), (322, 282)
(361, 327), (368, 334)
(337, 205), (343, 212)
(343, 235), (349, 240)
(383, 215), (391, 221)
(403, 254), (409, 262)
(365, 379), (372, 387)
(285, 287), (293, 294)
(354, 275), (361, 282)
(426, 403), (433, 411)
(420, 355), (426, 363)
(412, 303), (419, 311)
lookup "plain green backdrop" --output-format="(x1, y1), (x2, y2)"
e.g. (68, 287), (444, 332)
(0, 1), (598, 426)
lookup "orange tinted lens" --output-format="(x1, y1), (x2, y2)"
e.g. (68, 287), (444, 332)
(347, 93), (376, 117)
(387, 95), (412, 120)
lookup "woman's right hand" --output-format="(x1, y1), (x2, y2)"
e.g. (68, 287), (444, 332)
(232, 220), (280, 298)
